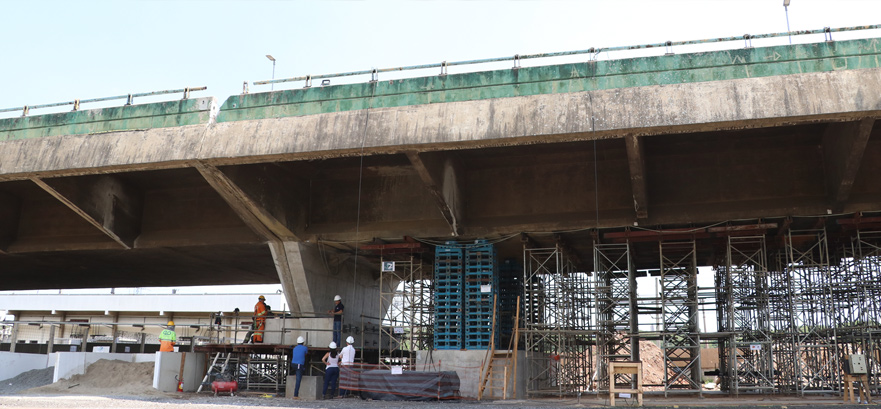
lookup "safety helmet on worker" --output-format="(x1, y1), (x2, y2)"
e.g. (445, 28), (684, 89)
(333, 295), (341, 301)
(329, 342), (337, 349)
(167, 321), (175, 326)
(296, 336), (305, 344)
(258, 295), (266, 300)
(346, 336), (355, 344)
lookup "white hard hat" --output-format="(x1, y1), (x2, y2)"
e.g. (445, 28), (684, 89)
(329, 342), (337, 349)
(346, 336), (355, 344)
(296, 336), (305, 344)
(334, 295), (342, 301)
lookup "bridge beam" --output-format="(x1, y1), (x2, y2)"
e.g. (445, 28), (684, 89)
(405, 151), (464, 236)
(194, 162), (307, 241)
(31, 175), (142, 249)
(823, 118), (875, 212)
(624, 135), (649, 220)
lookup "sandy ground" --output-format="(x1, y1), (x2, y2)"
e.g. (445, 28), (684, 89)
(0, 357), (865, 408)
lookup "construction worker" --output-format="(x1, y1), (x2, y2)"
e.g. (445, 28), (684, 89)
(321, 341), (340, 399)
(327, 295), (344, 345)
(339, 336), (356, 397)
(291, 336), (308, 399)
(159, 321), (177, 352)
(253, 295), (268, 343)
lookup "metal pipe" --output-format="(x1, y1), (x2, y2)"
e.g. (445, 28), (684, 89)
(253, 24), (881, 87)
(0, 86), (207, 114)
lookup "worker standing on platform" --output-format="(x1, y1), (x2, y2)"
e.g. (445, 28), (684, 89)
(339, 336), (356, 397)
(159, 321), (177, 352)
(253, 295), (268, 343)
(328, 295), (344, 345)
(291, 336), (308, 399)
(321, 341), (340, 399)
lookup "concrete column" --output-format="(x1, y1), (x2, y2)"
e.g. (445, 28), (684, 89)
(139, 332), (146, 353)
(110, 313), (119, 353)
(269, 241), (385, 325)
(9, 322), (18, 353)
(81, 325), (90, 353)
(47, 325), (56, 354)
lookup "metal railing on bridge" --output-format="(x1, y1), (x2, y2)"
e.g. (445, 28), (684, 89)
(0, 86), (206, 117)
(251, 24), (881, 90)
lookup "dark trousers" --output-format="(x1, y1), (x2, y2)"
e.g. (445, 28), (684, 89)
(293, 363), (305, 397)
(333, 320), (341, 345)
(323, 366), (339, 397)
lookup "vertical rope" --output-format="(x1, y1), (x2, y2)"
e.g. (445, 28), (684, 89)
(352, 81), (377, 299)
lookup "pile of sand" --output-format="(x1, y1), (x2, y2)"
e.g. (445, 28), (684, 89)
(22, 359), (166, 397)
(0, 367), (55, 395)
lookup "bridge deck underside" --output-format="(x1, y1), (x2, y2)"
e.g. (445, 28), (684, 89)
(0, 119), (878, 289)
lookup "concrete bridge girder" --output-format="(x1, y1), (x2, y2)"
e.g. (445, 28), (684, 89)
(0, 60), (879, 289)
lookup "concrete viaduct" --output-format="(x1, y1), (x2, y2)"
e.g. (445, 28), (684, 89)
(1, 37), (880, 316)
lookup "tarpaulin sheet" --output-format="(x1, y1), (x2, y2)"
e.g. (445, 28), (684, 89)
(357, 369), (460, 401)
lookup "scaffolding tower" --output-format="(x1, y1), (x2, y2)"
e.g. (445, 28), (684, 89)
(593, 242), (636, 393)
(659, 240), (702, 396)
(379, 255), (433, 368)
(785, 228), (838, 395)
(523, 244), (593, 396)
(717, 235), (774, 395)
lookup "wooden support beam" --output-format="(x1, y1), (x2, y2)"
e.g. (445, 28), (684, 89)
(195, 162), (307, 241)
(405, 151), (465, 236)
(31, 175), (142, 249)
(624, 135), (649, 220)
(823, 118), (875, 212)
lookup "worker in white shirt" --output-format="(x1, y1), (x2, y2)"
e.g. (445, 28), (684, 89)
(339, 336), (357, 397)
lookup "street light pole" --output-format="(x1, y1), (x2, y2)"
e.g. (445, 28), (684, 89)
(266, 55), (276, 91)
(783, 0), (792, 45)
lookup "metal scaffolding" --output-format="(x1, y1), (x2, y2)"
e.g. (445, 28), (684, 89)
(523, 244), (593, 396)
(785, 228), (838, 395)
(659, 240), (702, 396)
(593, 242), (635, 393)
(717, 236), (774, 395)
(379, 255), (433, 368)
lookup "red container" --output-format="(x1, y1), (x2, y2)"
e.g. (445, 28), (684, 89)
(211, 380), (238, 395)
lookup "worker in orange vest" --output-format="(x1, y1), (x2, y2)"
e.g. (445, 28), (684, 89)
(252, 295), (268, 343)
(159, 321), (177, 352)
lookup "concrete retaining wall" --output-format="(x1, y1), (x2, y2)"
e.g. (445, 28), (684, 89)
(52, 352), (155, 383)
(416, 349), (527, 399)
(0, 352), (54, 381)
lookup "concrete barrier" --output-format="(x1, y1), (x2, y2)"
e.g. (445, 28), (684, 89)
(52, 352), (156, 383)
(0, 352), (54, 381)
(286, 375), (322, 399)
(152, 351), (205, 392)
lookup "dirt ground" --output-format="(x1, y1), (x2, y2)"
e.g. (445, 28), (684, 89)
(0, 356), (854, 409)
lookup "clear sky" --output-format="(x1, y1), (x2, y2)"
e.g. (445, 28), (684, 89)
(0, 1), (879, 303)
(2, 0), (881, 117)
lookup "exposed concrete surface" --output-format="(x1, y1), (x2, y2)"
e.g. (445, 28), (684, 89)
(152, 351), (204, 393)
(285, 375), (322, 400)
(53, 352), (155, 383)
(0, 352), (53, 384)
(416, 349), (528, 400)
(0, 68), (879, 181)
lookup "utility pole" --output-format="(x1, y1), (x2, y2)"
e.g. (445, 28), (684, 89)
(266, 55), (276, 91)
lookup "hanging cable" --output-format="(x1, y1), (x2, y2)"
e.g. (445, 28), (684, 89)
(351, 81), (377, 298)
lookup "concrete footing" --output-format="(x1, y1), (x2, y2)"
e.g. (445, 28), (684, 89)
(285, 375), (323, 399)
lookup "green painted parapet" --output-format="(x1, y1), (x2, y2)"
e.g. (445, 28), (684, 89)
(0, 97), (214, 141)
(217, 38), (881, 123)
